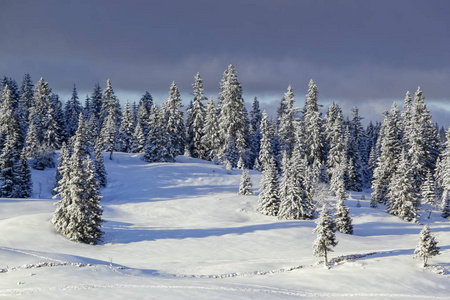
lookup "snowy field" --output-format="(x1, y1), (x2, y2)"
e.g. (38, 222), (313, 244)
(1, 152), (449, 299)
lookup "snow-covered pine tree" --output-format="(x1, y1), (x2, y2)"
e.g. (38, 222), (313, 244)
(14, 148), (32, 198)
(53, 118), (103, 244)
(0, 85), (23, 197)
(248, 97), (263, 168)
(258, 111), (274, 171)
(64, 85), (82, 139)
(302, 79), (323, 176)
(83, 95), (91, 120)
(53, 142), (70, 195)
(90, 82), (103, 124)
(414, 225), (440, 267)
(143, 123), (175, 163)
(334, 199), (353, 234)
(258, 155), (279, 216)
(94, 140), (107, 188)
(117, 100), (134, 153)
(202, 97), (221, 161)
(277, 85), (297, 158)
(387, 149), (419, 222)
(313, 205), (338, 267)
(437, 127), (450, 219)
(278, 145), (315, 220)
(161, 82), (185, 157)
(187, 73), (207, 159)
(44, 94), (65, 149)
(100, 113), (117, 160)
(81, 156), (104, 244)
(218, 64), (248, 164)
(346, 107), (366, 191)
(136, 92), (152, 136)
(131, 121), (146, 153)
(238, 169), (253, 195)
(371, 103), (402, 205)
(19, 73), (34, 131)
(421, 170), (437, 219)
(100, 79), (121, 128)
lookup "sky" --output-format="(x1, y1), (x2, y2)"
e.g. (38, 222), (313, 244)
(1, 0), (450, 126)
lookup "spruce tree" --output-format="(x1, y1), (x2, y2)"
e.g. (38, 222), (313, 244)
(249, 97), (263, 168)
(90, 82), (103, 124)
(94, 140), (107, 188)
(131, 121), (146, 153)
(202, 97), (221, 161)
(258, 156), (279, 216)
(64, 84), (82, 139)
(14, 148), (32, 198)
(117, 100), (134, 153)
(238, 169), (253, 195)
(278, 85), (297, 158)
(437, 127), (450, 219)
(335, 199), (353, 234)
(278, 147), (314, 220)
(258, 111), (274, 171)
(421, 170), (437, 218)
(387, 149), (419, 222)
(371, 104), (402, 205)
(414, 225), (440, 267)
(161, 82), (185, 156)
(302, 79), (323, 175)
(313, 205), (338, 266)
(188, 73), (207, 159)
(53, 119), (103, 244)
(218, 64), (248, 163)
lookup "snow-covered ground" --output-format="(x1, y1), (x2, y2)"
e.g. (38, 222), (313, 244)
(1, 153), (449, 299)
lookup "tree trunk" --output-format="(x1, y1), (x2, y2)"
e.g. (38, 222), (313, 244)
(324, 248), (328, 266)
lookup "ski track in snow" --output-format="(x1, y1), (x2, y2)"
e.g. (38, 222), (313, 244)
(1, 283), (449, 298)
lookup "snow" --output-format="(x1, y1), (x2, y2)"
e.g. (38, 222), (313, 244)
(1, 152), (449, 299)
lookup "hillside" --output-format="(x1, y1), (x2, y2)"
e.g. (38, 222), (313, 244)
(0, 153), (449, 299)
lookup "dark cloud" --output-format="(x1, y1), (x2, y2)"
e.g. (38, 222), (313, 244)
(1, 0), (450, 125)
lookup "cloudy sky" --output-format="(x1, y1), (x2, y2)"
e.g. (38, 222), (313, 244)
(1, 0), (450, 125)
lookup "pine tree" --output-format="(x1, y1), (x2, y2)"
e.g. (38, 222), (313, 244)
(335, 199), (353, 234)
(161, 82), (185, 157)
(53, 119), (103, 244)
(258, 156), (279, 216)
(218, 64), (248, 162)
(387, 149), (419, 222)
(249, 97), (263, 168)
(143, 124), (175, 163)
(14, 148), (32, 198)
(421, 170), (437, 219)
(19, 73), (34, 131)
(100, 113), (117, 160)
(414, 225), (440, 267)
(313, 205), (338, 266)
(136, 91), (153, 136)
(187, 73), (207, 159)
(117, 100), (134, 153)
(258, 111), (273, 171)
(90, 82), (103, 123)
(100, 79), (121, 128)
(54, 142), (70, 195)
(94, 140), (107, 188)
(64, 85), (82, 139)
(302, 79), (323, 175)
(131, 121), (146, 153)
(371, 104), (402, 205)
(437, 127), (450, 219)
(278, 85), (297, 158)
(278, 147), (315, 220)
(202, 97), (221, 161)
(0, 85), (23, 197)
(238, 169), (253, 195)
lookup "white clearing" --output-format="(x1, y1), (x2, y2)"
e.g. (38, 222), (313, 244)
(0, 152), (449, 299)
